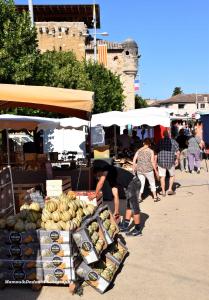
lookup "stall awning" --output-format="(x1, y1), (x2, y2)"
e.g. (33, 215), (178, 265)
(91, 108), (170, 127)
(0, 84), (94, 120)
(0, 114), (60, 131)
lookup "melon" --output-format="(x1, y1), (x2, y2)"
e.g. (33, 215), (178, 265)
(52, 211), (61, 222)
(29, 202), (41, 212)
(58, 202), (68, 212)
(0, 218), (6, 229)
(61, 211), (71, 222)
(25, 222), (36, 231)
(45, 201), (57, 213)
(20, 203), (30, 211)
(14, 221), (25, 232)
(6, 215), (16, 228)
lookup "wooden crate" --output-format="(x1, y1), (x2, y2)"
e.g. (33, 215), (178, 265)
(14, 183), (44, 211)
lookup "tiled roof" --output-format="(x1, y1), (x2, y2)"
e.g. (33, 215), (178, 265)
(150, 94), (209, 106)
(86, 39), (123, 50)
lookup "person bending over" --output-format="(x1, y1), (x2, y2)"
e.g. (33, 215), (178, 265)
(92, 164), (120, 221)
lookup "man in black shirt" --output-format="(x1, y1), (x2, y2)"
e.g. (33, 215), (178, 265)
(91, 163), (120, 221)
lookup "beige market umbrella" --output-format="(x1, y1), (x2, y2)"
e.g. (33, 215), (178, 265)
(0, 84), (94, 120)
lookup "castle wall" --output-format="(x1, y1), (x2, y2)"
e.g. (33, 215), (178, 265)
(36, 22), (87, 60)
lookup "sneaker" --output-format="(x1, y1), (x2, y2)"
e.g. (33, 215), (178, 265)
(190, 170), (195, 174)
(118, 221), (129, 233)
(126, 228), (142, 237)
(197, 169), (200, 174)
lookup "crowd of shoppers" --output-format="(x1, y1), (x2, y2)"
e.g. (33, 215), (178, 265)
(92, 121), (205, 237)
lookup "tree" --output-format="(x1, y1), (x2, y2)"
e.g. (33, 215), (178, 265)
(0, 0), (38, 84)
(84, 61), (124, 114)
(172, 87), (183, 96)
(135, 94), (148, 109)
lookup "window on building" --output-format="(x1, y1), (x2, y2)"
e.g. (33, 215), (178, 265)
(178, 104), (185, 109)
(59, 46), (62, 51)
(125, 51), (129, 56)
(200, 103), (205, 109)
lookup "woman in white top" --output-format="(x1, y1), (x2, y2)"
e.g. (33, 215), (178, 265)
(133, 138), (160, 202)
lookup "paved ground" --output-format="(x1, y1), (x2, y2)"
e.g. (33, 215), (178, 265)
(1, 163), (209, 300)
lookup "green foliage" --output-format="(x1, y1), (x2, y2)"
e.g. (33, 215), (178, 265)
(34, 51), (92, 90)
(0, 0), (38, 84)
(135, 94), (148, 108)
(84, 61), (124, 113)
(172, 87), (183, 96)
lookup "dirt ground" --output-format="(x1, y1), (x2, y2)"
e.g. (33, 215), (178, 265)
(1, 163), (209, 300)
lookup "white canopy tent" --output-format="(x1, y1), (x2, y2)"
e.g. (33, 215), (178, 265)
(90, 108), (171, 156)
(0, 114), (60, 131)
(91, 107), (170, 127)
(0, 114), (62, 165)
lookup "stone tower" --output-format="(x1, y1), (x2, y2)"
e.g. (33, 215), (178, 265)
(86, 38), (139, 110)
(121, 38), (139, 110)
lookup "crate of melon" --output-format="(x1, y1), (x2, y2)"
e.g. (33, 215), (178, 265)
(73, 216), (107, 265)
(76, 253), (119, 294)
(96, 205), (119, 245)
(72, 190), (103, 207)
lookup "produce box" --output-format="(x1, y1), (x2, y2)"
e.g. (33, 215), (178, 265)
(0, 258), (42, 270)
(38, 229), (72, 244)
(0, 243), (40, 258)
(42, 256), (74, 269)
(0, 268), (43, 282)
(96, 205), (119, 245)
(76, 254), (119, 294)
(73, 216), (107, 264)
(42, 268), (76, 283)
(0, 230), (38, 244)
(108, 238), (128, 265)
(40, 243), (73, 258)
(74, 191), (103, 207)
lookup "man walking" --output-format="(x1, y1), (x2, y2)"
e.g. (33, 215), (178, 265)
(156, 130), (180, 196)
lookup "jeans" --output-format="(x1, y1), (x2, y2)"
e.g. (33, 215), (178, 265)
(188, 151), (201, 171)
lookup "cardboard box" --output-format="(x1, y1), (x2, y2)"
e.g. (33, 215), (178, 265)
(38, 230), (72, 244)
(42, 268), (76, 283)
(0, 268), (43, 282)
(0, 243), (40, 258)
(0, 258), (42, 270)
(108, 238), (128, 265)
(0, 230), (38, 244)
(42, 256), (74, 269)
(75, 191), (103, 207)
(76, 255), (119, 293)
(40, 243), (73, 258)
(96, 205), (119, 245)
(73, 216), (107, 265)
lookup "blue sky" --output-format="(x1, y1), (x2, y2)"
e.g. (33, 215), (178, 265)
(16, 0), (209, 100)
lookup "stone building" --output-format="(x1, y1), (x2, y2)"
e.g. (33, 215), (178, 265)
(16, 4), (139, 110)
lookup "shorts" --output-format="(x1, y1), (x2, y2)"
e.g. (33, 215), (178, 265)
(158, 165), (175, 177)
(126, 177), (140, 215)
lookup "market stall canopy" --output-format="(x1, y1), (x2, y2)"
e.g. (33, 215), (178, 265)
(59, 117), (89, 129)
(0, 84), (94, 120)
(123, 107), (170, 127)
(91, 108), (170, 127)
(0, 114), (60, 131)
(91, 111), (125, 127)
